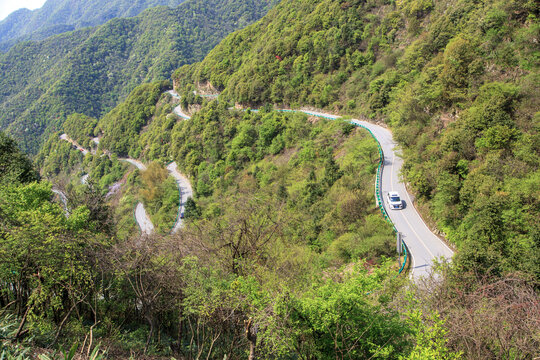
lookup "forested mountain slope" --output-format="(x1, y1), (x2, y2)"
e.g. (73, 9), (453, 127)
(174, 0), (540, 281)
(0, 0), (276, 154)
(0, 0), (190, 51)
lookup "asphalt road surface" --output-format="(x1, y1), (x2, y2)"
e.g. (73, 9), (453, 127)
(167, 162), (193, 233)
(167, 90), (191, 120)
(135, 202), (154, 235)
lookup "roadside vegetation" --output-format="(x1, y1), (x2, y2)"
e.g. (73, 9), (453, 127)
(140, 162), (179, 233)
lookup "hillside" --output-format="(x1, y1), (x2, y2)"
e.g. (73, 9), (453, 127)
(0, 0), (189, 51)
(0, 0), (538, 358)
(0, 0), (276, 154)
(174, 0), (540, 281)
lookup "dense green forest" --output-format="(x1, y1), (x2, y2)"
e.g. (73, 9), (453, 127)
(1, 0), (539, 358)
(0, 0), (189, 51)
(175, 0), (540, 282)
(0, 0), (276, 154)
(97, 81), (171, 156)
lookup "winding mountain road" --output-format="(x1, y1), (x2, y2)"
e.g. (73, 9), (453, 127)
(167, 162), (193, 233)
(295, 110), (455, 278)
(59, 134), (192, 235)
(167, 90), (191, 120)
(167, 90), (453, 276)
(166, 89), (455, 276)
(60, 134), (89, 155)
(119, 158), (147, 171)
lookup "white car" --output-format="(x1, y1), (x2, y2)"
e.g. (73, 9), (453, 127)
(387, 191), (403, 210)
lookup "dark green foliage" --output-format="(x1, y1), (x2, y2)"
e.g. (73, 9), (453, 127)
(184, 197), (200, 219)
(34, 133), (85, 179)
(97, 81), (170, 156)
(0, 0), (276, 154)
(63, 113), (98, 149)
(0, 0), (190, 50)
(0, 131), (39, 185)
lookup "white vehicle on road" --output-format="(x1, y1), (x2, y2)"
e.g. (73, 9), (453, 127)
(387, 191), (403, 210)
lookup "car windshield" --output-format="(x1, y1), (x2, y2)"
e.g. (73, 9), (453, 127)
(390, 195), (400, 202)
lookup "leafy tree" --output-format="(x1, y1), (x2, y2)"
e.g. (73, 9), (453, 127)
(184, 197), (201, 219)
(0, 131), (39, 185)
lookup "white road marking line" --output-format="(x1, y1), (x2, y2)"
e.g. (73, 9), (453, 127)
(397, 209), (435, 258)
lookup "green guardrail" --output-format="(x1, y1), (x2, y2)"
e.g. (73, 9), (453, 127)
(347, 121), (408, 274)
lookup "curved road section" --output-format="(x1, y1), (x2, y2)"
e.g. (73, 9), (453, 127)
(167, 90), (191, 120)
(298, 110), (454, 278)
(165, 90), (454, 277)
(59, 134), (193, 235)
(135, 202), (154, 235)
(117, 159), (154, 235)
(167, 162), (193, 233)
(60, 135), (155, 235)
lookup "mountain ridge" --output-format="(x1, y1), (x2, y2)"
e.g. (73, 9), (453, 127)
(0, 0), (190, 51)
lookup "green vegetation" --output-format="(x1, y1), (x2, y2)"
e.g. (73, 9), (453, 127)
(139, 162), (179, 233)
(62, 113), (98, 149)
(175, 0), (539, 281)
(0, 0), (276, 154)
(0, 0), (189, 51)
(0, 131), (39, 185)
(97, 81), (171, 157)
(3, 0), (539, 357)
(35, 132), (140, 239)
(0, 135), (113, 356)
(168, 102), (395, 264)
(2, 96), (426, 359)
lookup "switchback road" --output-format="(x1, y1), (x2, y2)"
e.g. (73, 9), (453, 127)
(298, 110), (455, 278)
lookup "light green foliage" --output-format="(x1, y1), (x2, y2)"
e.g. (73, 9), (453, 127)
(138, 98), (176, 163)
(139, 162), (179, 233)
(0, 181), (110, 337)
(403, 310), (462, 360)
(62, 113), (98, 149)
(36, 133), (128, 197)
(175, 0), (393, 109)
(35, 133), (85, 178)
(170, 103), (393, 265)
(257, 261), (411, 358)
(397, 0), (434, 18)
(97, 81), (170, 156)
(174, 0), (539, 280)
